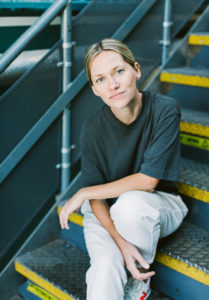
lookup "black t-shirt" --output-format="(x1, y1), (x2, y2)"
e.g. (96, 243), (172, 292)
(80, 91), (181, 205)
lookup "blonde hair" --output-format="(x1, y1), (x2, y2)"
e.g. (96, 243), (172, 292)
(85, 38), (136, 85)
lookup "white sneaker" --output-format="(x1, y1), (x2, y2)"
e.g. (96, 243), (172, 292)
(124, 277), (151, 300)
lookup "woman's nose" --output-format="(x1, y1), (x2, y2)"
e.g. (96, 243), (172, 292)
(108, 76), (120, 90)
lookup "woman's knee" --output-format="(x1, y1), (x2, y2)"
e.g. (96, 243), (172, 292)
(110, 190), (161, 236)
(111, 190), (150, 223)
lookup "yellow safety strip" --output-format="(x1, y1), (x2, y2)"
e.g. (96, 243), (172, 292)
(156, 252), (209, 286)
(178, 183), (209, 204)
(27, 281), (58, 300)
(180, 133), (209, 151)
(15, 261), (75, 300)
(189, 34), (209, 46)
(160, 71), (209, 88)
(180, 122), (209, 139)
(57, 206), (84, 226)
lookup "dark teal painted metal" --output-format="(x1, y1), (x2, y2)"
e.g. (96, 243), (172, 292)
(152, 262), (209, 300)
(61, 221), (87, 253)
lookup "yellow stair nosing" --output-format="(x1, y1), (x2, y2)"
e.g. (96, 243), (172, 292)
(180, 121), (209, 138)
(15, 260), (75, 300)
(189, 33), (209, 46)
(27, 281), (59, 300)
(156, 252), (209, 286)
(160, 72), (209, 88)
(177, 183), (209, 204)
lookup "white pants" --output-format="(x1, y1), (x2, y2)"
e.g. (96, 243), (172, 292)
(81, 191), (188, 300)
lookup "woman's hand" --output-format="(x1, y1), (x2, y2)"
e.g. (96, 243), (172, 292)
(120, 240), (155, 281)
(59, 190), (85, 230)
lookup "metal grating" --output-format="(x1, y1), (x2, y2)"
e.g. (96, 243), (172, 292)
(180, 158), (209, 190)
(163, 67), (209, 77)
(16, 239), (89, 300)
(181, 108), (209, 127)
(159, 222), (209, 273)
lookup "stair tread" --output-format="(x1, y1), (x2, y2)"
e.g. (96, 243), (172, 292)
(158, 221), (209, 273)
(162, 67), (209, 77)
(16, 239), (89, 300)
(180, 158), (209, 191)
(181, 108), (209, 127)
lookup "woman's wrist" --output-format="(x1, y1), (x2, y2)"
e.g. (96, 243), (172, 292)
(77, 187), (89, 202)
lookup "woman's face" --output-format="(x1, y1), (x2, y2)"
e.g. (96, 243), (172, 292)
(90, 50), (141, 111)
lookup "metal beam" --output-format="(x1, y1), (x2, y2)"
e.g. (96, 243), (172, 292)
(112, 0), (157, 41)
(0, 0), (157, 184)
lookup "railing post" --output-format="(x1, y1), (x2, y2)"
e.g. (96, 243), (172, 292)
(61, 0), (72, 193)
(161, 0), (173, 65)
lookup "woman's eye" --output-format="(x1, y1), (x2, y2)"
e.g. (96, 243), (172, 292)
(96, 77), (104, 84)
(116, 69), (124, 75)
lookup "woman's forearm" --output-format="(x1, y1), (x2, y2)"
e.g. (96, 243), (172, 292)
(90, 199), (127, 249)
(59, 172), (159, 230)
(80, 172), (159, 202)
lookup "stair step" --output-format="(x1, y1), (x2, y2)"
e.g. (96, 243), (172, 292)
(160, 67), (209, 88)
(156, 222), (209, 285)
(15, 239), (89, 300)
(179, 158), (209, 204)
(153, 222), (209, 299)
(15, 239), (173, 300)
(188, 32), (209, 46)
(181, 108), (209, 139)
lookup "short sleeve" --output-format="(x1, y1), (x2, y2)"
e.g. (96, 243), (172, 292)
(80, 123), (105, 187)
(140, 105), (181, 181)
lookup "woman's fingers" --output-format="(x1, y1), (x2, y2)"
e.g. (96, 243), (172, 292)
(59, 207), (71, 230)
(135, 251), (149, 270)
(127, 259), (155, 281)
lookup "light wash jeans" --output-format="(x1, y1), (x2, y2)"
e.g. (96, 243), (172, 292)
(81, 190), (188, 300)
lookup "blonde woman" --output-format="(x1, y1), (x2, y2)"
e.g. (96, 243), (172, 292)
(59, 39), (188, 300)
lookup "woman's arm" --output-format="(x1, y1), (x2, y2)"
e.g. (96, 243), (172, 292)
(82, 172), (159, 200)
(59, 172), (159, 230)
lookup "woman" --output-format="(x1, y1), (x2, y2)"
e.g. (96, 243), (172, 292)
(59, 38), (188, 300)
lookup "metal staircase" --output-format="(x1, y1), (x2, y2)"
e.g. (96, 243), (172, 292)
(1, 0), (209, 299)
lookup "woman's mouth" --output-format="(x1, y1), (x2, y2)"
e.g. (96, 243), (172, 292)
(110, 91), (125, 100)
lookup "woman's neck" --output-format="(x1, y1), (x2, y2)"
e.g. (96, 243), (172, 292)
(111, 91), (142, 125)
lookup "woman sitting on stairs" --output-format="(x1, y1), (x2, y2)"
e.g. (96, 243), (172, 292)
(59, 38), (188, 300)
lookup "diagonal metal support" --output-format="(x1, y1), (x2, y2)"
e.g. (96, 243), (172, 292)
(0, 0), (157, 184)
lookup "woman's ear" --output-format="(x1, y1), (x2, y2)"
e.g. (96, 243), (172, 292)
(134, 62), (141, 80)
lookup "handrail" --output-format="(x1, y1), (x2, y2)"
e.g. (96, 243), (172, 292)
(0, 0), (68, 74)
(0, 0), (157, 184)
